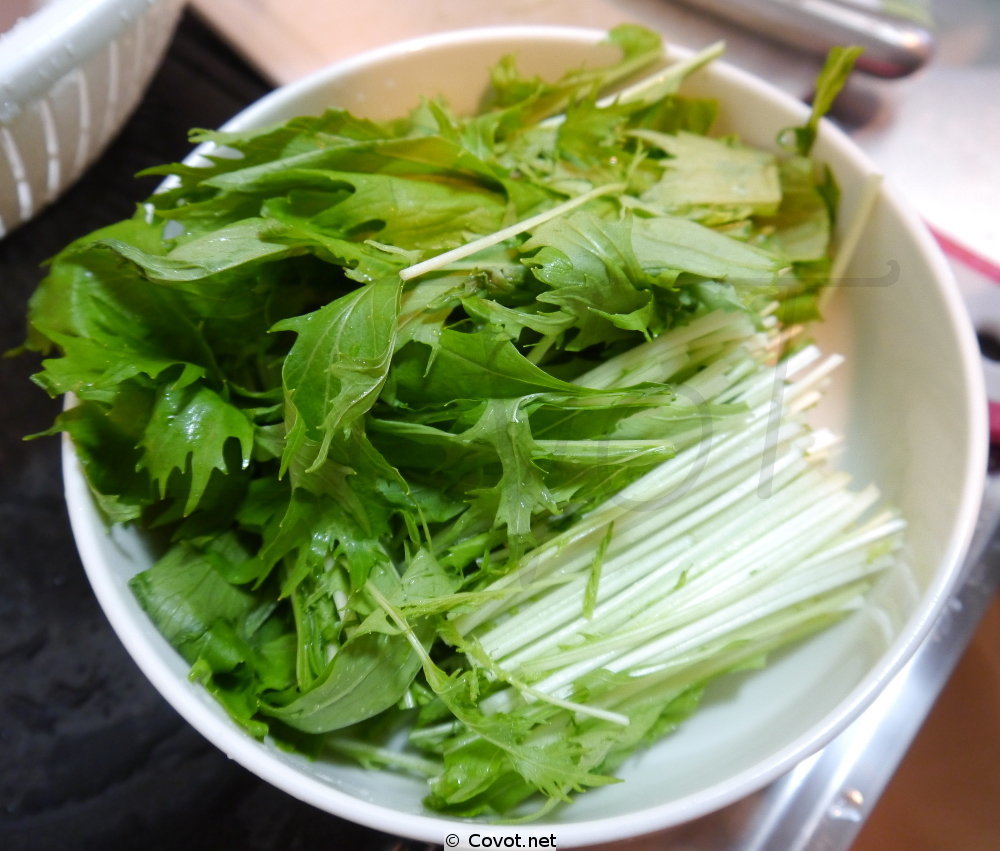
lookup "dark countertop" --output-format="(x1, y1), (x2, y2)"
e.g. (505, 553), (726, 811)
(0, 12), (409, 851)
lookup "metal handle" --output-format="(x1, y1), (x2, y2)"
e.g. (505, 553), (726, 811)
(676, 0), (935, 77)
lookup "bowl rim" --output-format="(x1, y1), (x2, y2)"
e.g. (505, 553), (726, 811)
(64, 23), (989, 847)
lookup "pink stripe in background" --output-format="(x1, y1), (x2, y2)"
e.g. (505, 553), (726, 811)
(990, 402), (1000, 446)
(935, 227), (1000, 447)
(932, 226), (1000, 286)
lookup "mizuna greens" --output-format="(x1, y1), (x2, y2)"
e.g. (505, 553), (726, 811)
(25, 27), (901, 816)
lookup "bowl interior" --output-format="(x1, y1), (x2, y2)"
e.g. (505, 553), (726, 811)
(65, 26), (987, 847)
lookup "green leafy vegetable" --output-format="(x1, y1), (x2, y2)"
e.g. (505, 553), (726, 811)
(25, 27), (896, 818)
(787, 45), (863, 156)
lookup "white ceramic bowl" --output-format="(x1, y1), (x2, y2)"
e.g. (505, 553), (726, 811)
(0, 0), (185, 237)
(64, 26), (988, 848)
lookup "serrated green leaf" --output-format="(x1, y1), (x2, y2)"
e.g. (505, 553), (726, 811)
(138, 383), (255, 515)
(273, 275), (402, 473)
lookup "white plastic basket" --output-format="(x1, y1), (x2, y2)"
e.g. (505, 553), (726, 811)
(0, 0), (186, 237)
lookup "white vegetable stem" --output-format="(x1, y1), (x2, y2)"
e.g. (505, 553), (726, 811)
(399, 182), (625, 281)
(452, 308), (903, 720)
(538, 41), (727, 130)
